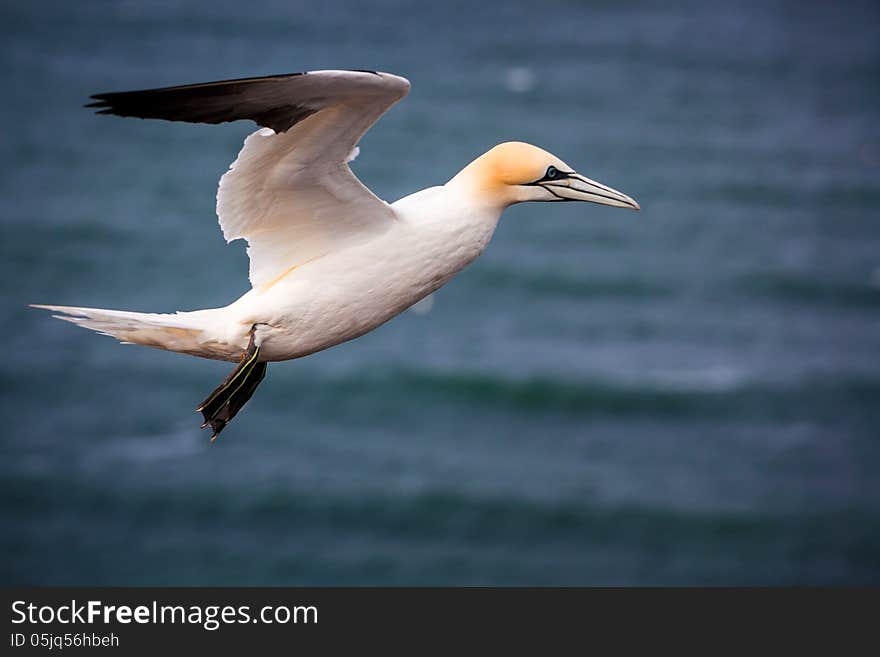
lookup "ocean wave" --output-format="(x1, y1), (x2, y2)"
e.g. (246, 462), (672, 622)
(737, 272), (880, 308)
(5, 474), (879, 558)
(469, 267), (671, 300)
(698, 182), (880, 209)
(287, 369), (880, 420)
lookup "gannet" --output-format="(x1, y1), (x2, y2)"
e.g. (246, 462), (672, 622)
(33, 70), (640, 440)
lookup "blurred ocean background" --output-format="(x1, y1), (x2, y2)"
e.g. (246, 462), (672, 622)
(2, 0), (879, 585)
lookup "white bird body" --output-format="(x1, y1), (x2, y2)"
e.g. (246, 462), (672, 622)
(33, 69), (639, 439)
(216, 181), (501, 362)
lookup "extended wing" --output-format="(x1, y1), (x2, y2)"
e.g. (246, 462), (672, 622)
(89, 70), (411, 288)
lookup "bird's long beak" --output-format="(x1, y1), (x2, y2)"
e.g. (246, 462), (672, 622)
(540, 173), (640, 210)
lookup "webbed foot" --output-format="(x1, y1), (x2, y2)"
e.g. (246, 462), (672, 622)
(196, 328), (268, 441)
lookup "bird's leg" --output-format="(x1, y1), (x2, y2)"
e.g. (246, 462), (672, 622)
(196, 326), (269, 442)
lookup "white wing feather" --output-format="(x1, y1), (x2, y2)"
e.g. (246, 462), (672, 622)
(215, 71), (410, 289)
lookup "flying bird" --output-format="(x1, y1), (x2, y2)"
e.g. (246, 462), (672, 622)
(33, 70), (640, 441)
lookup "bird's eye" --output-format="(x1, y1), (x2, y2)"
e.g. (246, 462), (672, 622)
(546, 166), (558, 179)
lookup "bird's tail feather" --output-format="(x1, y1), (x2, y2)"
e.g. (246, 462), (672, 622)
(30, 304), (227, 359)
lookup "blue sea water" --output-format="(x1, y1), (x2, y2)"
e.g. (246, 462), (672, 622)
(1, 0), (879, 585)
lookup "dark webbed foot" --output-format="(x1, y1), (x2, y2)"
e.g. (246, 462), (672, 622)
(197, 329), (269, 441)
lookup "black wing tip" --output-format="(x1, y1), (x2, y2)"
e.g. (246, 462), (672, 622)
(86, 71), (308, 104)
(85, 95), (126, 116)
(82, 70), (400, 127)
(84, 69), (392, 105)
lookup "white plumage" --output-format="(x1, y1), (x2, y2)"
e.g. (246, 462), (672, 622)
(33, 69), (639, 439)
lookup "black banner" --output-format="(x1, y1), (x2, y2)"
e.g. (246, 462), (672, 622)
(2, 588), (875, 653)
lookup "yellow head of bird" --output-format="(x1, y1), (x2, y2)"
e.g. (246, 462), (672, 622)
(450, 141), (640, 211)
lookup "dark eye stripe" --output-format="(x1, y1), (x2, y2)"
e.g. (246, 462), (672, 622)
(526, 167), (574, 185)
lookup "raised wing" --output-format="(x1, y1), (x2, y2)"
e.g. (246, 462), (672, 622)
(89, 70), (411, 288)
